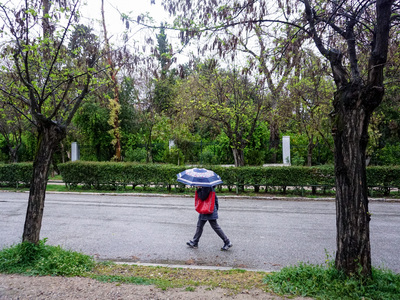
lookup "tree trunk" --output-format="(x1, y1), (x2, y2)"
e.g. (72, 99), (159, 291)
(232, 148), (244, 167)
(307, 135), (315, 167)
(269, 120), (279, 163)
(22, 123), (66, 244)
(300, 0), (393, 279)
(8, 146), (18, 163)
(101, 0), (121, 162)
(60, 141), (65, 163)
(146, 126), (153, 163)
(332, 84), (372, 277)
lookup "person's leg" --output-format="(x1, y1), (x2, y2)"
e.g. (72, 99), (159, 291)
(191, 219), (207, 245)
(208, 219), (229, 243)
(208, 219), (232, 250)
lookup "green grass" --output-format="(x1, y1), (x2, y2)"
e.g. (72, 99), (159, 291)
(0, 239), (95, 276)
(1, 241), (400, 298)
(90, 274), (155, 285)
(264, 261), (400, 299)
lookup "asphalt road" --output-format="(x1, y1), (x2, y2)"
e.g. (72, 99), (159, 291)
(1, 191), (399, 273)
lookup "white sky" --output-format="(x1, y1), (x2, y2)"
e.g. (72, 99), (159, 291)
(78, 0), (254, 69)
(78, 0), (195, 63)
(79, 0), (169, 28)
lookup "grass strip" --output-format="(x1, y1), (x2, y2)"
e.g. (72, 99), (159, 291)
(91, 264), (267, 291)
(1, 240), (400, 298)
(0, 239), (94, 276)
(264, 261), (400, 299)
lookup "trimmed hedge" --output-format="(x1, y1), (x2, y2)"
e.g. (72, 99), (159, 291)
(58, 162), (186, 190)
(1, 162), (399, 194)
(0, 163), (33, 188)
(57, 162), (400, 193)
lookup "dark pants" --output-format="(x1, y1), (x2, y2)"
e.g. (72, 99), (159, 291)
(192, 219), (229, 244)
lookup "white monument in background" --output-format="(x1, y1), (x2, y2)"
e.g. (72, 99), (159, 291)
(282, 136), (291, 166)
(71, 142), (80, 161)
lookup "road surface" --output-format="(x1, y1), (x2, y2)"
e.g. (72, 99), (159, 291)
(1, 191), (399, 272)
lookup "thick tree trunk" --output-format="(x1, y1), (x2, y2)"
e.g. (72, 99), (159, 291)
(300, 0), (392, 279)
(22, 123), (66, 244)
(332, 84), (373, 277)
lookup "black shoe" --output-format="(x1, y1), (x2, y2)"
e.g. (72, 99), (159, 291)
(221, 241), (232, 251)
(187, 240), (198, 249)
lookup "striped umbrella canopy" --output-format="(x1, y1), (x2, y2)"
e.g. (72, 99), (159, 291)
(176, 168), (223, 187)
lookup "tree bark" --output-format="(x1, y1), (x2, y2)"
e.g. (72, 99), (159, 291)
(332, 83), (377, 277)
(333, 0), (393, 277)
(302, 0), (393, 277)
(22, 122), (66, 244)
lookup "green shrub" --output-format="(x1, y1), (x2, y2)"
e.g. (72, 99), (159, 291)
(0, 163), (33, 187)
(125, 147), (147, 163)
(264, 261), (400, 299)
(244, 149), (266, 166)
(374, 143), (400, 165)
(0, 239), (95, 276)
(163, 147), (185, 165)
(199, 146), (218, 165)
(58, 162), (186, 190)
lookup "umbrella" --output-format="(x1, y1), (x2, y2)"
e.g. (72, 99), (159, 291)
(177, 168), (223, 187)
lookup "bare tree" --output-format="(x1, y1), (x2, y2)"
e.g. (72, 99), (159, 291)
(0, 0), (99, 244)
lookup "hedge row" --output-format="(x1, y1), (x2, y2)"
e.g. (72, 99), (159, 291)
(0, 163), (33, 187)
(57, 162), (335, 190)
(1, 162), (399, 193)
(58, 162), (184, 189)
(56, 162), (400, 192)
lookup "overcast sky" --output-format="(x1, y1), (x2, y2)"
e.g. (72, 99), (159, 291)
(80, 0), (169, 29)
(78, 0), (194, 62)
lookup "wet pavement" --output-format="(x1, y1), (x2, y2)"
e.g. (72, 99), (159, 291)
(1, 191), (399, 273)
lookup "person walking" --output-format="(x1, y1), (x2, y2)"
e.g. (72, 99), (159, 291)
(186, 186), (232, 251)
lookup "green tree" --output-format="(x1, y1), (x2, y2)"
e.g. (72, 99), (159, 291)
(239, 25), (306, 163)
(163, 0), (398, 277)
(72, 100), (113, 161)
(288, 51), (335, 166)
(175, 61), (267, 166)
(0, 93), (30, 162)
(372, 36), (400, 163)
(152, 25), (177, 115)
(101, 0), (122, 161)
(0, 0), (99, 244)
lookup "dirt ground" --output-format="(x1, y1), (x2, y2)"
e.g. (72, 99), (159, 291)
(0, 274), (311, 300)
